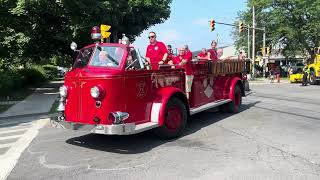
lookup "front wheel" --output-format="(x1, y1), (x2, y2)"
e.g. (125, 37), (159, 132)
(154, 97), (187, 139)
(309, 72), (317, 85)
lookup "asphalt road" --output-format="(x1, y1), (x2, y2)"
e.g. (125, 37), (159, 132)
(5, 82), (320, 180)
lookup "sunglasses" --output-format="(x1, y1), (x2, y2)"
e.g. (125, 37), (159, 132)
(148, 35), (155, 39)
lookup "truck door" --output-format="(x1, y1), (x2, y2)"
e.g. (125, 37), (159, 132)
(124, 50), (153, 124)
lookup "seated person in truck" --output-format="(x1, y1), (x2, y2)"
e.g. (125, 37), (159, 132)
(197, 48), (210, 64)
(172, 47), (194, 99)
(98, 51), (113, 66)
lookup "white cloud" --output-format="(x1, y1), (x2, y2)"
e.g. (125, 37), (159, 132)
(191, 18), (210, 26)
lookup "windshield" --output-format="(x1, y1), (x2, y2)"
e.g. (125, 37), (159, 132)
(89, 46), (124, 68)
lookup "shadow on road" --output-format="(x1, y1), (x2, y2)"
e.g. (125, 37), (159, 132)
(65, 101), (260, 154)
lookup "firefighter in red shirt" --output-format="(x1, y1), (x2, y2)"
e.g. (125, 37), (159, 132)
(166, 45), (174, 63)
(208, 40), (218, 60)
(172, 47), (194, 99)
(197, 48), (210, 64)
(145, 32), (168, 70)
(184, 44), (193, 61)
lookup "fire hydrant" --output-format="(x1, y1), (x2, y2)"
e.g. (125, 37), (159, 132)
(276, 74), (280, 83)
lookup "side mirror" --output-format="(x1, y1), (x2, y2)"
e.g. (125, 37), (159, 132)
(70, 42), (78, 51)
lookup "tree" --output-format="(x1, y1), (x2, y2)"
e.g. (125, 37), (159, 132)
(234, 0), (320, 61)
(0, 0), (172, 68)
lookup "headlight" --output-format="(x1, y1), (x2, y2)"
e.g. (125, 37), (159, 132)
(59, 86), (68, 97)
(90, 86), (100, 99)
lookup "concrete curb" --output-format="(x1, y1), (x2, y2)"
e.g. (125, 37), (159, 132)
(0, 112), (60, 121)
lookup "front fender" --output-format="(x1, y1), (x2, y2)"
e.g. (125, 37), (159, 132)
(229, 77), (243, 101)
(150, 87), (188, 126)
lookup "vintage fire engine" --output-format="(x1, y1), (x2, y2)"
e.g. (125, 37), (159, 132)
(52, 26), (251, 139)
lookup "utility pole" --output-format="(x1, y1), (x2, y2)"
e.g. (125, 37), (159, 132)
(252, 6), (256, 78)
(263, 27), (266, 77)
(247, 26), (250, 59)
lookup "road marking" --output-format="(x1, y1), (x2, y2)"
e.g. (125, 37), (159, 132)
(0, 143), (15, 149)
(0, 118), (48, 180)
(0, 128), (28, 135)
(0, 135), (22, 141)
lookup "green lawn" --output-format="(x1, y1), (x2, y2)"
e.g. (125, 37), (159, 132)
(0, 104), (13, 113)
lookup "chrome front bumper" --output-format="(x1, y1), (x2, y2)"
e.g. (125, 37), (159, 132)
(50, 118), (159, 135)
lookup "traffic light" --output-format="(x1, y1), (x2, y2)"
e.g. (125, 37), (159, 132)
(266, 47), (270, 55)
(260, 48), (265, 56)
(210, 20), (215, 31)
(239, 22), (244, 33)
(100, 24), (111, 39)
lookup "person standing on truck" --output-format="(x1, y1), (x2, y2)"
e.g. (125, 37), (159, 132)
(166, 45), (174, 63)
(145, 32), (168, 70)
(184, 44), (193, 61)
(208, 40), (218, 60)
(173, 47), (194, 99)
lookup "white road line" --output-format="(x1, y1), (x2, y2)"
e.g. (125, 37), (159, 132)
(0, 129), (28, 135)
(0, 135), (22, 141)
(0, 121), (33, 127)
(0, 143), (15, 149)
(0, 118), (48, 180)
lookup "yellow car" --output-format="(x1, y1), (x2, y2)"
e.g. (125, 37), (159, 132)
(289, 73), (303, 83)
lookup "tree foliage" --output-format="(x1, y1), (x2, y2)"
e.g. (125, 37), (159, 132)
(0, 0), (172, 68)
(234, 0), (320, 60)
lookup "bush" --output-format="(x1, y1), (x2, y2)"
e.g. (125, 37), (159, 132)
(42, 64), (59, 80)
(0, 66), (48, 97)
(19, 66), (48, 86)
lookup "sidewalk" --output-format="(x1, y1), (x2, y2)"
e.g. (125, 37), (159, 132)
(249, 78), (290, 84)
(0, 81), (63, 119)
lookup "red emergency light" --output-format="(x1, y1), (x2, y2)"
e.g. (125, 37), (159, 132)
(91, 26), (102, 41)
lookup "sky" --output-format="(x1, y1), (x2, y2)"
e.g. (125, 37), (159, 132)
(133, 0), (248, 55)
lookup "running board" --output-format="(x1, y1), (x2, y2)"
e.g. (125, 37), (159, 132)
(190, 99), (232, 115)
(125, 122), (159, 135)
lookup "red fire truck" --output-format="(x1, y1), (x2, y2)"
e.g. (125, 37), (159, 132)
(52, 27), (251, 139)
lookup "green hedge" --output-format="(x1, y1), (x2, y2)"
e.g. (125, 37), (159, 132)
(0, 66), (48, 96)
(42, 64), (59, 80)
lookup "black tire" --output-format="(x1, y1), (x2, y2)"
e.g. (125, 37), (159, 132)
(309, 71), (316, 85)
(244, 80), (250, 91)
(154, 97), (187, 139)
(221, 85), (242, 113)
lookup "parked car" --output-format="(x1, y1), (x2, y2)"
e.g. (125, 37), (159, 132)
(57, 66), (67, 78)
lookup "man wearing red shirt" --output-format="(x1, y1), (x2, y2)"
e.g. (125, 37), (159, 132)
(184, 44), (193, 61)
(172, 47), (194, 99)
(197, 48), (209, 64)
(145, 32), (168, 70)
(208, 40), (218, 60)
(166, 45), (174, 63)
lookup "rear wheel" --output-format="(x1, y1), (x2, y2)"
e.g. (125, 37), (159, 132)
(154, 97), (187, 139)
(220, 85), (242, 113)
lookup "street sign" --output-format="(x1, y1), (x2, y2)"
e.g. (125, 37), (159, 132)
(101, 24), (111, 38)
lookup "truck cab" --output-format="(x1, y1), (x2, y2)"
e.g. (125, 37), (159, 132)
(53, 27), (250, 139)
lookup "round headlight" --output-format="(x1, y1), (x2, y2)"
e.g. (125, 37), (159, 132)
(59, 86), (68, 97)
(90, 86), (100, 99)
